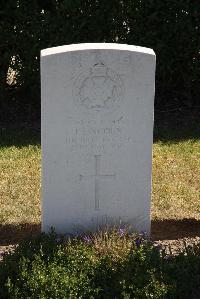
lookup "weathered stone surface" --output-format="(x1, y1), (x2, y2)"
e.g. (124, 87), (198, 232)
(41, 43), (156, 234)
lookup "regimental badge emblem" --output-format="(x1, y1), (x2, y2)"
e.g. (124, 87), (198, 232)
(73, 61), (124, 115)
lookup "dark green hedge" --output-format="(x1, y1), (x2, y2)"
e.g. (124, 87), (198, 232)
(0, 0), (199, 121)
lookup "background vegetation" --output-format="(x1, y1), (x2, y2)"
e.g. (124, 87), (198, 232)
(0, 0), (199, 121)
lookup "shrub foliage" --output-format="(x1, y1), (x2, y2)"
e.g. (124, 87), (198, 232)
(0, 0), (199, 120)
(0, 230), (200, 298)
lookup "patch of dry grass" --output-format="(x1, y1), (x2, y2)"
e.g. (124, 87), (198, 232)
(152, 139), (200, 220)
(0, 145), (41, 225)
(0, 131), (199, 229)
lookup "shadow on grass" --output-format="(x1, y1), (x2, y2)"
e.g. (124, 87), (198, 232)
(154, 109), (200, 143)
(0, 219), (200, 246)
(1, 125), (199, 148)
(154, 127), (200, 143)
(0, 110), (199, 147)
(151, 218), (200, 241)
(0, 123), (40, 147)
(0, 223), (41, 246)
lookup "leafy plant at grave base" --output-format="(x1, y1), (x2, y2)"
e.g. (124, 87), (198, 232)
(0, 229), (200, 299)
(0, 0), (199, 121)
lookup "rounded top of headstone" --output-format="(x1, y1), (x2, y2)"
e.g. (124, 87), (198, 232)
(41, 43), (155, 57)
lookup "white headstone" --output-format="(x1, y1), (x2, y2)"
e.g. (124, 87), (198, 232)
(41, 43), (156, 235)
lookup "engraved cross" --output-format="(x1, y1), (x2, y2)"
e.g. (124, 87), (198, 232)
(80, 155), (115, 210)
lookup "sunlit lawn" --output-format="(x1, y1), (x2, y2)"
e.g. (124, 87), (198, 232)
(0, 127), (199, 227)
(152, 139), (200, 220)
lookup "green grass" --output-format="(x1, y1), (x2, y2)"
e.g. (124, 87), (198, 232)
(0, 125), (199, 229)
(152, 139), (200, 220)
(0, 144), (40, 225)
(0, 128), (41, 226)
